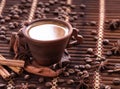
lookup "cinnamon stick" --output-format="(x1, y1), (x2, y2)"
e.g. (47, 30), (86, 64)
(0, 54), (22, 74)
(0, 59), (25, 67)
(0, 65), (10, 80)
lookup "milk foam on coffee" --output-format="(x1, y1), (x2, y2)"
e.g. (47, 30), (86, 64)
(28, 24), (69, 41)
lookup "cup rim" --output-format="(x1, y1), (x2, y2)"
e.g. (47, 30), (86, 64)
(22, 18), (73, 43)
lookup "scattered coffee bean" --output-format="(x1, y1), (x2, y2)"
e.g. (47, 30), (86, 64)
(109, 19), (120, 30)
(0, 15), (3, 19)
(87, 48), (94, 54)
(112, 78), (120, 85)
(77, 71), (83, 76)
(79, 12), (85, 17)
(63, 72), (69, 77)
(0, 26), (7, 31)
(11, 72), (16, 78)
(0, 19), (5, 24)
(79, 65), (85, 70)
(60, 1), (66, 6)
(68, 68), (75, 74)
(0, 35), (6, 40)
(103, 39), (109, 45)
(80, 4), (86, 9)
(4, 16), (11, 21)
(85, 64), (91, 69)
(13, 14), (20, 19)
(91, 30), (97, 35)
(85, 57), (93, 64)
(66, 79), (74, 85)
(38, 77), (44, 83)
(49, 0), (55, 5)
(93, 36), (98, 41)
(24, 74), (30, 80)
(105, 85), (111, 89)
(0, 84), (6, 88)
(100, 84), (106, 89)
(58, 78), (65, 83)
(44, 8), (50, 13)
(0, 31), (5, 35)
(45, 82), (52, 88)
(5, 37), (10, 43)
(106, 50), (112, 56)
(114, 63), (120, 69)
(74, 65), (80, 69)
(89, 21), (97, 26)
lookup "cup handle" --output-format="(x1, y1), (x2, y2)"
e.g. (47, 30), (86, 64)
(67, 28), (83, 48)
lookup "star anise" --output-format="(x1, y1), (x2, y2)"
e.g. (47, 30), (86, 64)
(111, 40), (120, 55)
(76, 77), (89, 89)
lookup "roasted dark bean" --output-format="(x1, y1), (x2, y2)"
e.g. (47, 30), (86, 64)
(38, 77), (44, 83)
(0, 19), (5, 24)
(0, 31), (5, 35)
(4, 16), (11, 21)
(85, 57), (93, 64)
(66, 79), (74, 85)
(89, 21), (97, 26)
(45, 82), (52, 88)
(74, 65), (80, 69)
(87, 48), (94, 54)
(0, 35), (6, 40)
(85, 64), (91, 69)
(80, 4), (86, 9)
(68, 69), (75, 74)
(93, 36), (98, 41)
(79, 65), (85, 69)
(112, 78), (120, 85)
(58, 78), (65, 83)
(0, 26), (7, 31)
(106, 50), (112, 56)
(63, 72), (69, 77)
(0, 84), (6, 88)
(77, 71), (83, 76)
(103, 39), (109, 45)
(79, 12), (85, 17)
(91, 30), (97, 35)
(24, 74), (30, 80)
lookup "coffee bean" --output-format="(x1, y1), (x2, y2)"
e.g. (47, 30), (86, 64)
(4, 16), (11, 21)
(44, 2), (50, 7)
(68, 69), (75, 74)
(89, 21), (97, 26)
(79, 12), (85, 17)
(5, 37), (10, 43)
(0, 19), (5, 24)
(85, 57), (93, 64)
(91, 30), (97, 35)
(66, 79), (74, 85)
(106, 50), (112, 56)
(105, 85), (111, 89)
(93, 36), (98, 41)
(87, 48), (94, 54)
(11, 72), (17, 78)
(113, 78), (120, 85)
(109, 19), (120, 30)
(103, 39), (109, 45)
(0, 84), (6, 88)
(63, 72), (69, 77)
(21, 0), (26, 4)
(24, 74), (30, 80)
(77, 71), (83, 76)
(74, 65), (80, 69)
(49, 0), (55, 5)
(45, 82), (52, 88)
(80, 4), (86, 9)
(44, 8), (50, 13)
(13, 14), (19, 19)
(60, 1), (66, 6)
(0, 26), (7, 31)
(22, 9), (28, 14)
(0, 31), (5, 35)
(0, 35), (6, 40)
(79, 65), (85, 69)
(38, 77), (44, 83)
(58, 78), (65, 83)
(85, 64), (91, 69)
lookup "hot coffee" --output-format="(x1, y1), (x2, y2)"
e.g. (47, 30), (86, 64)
(22, 19), (73, 66)
(28, 24), (69, 41)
